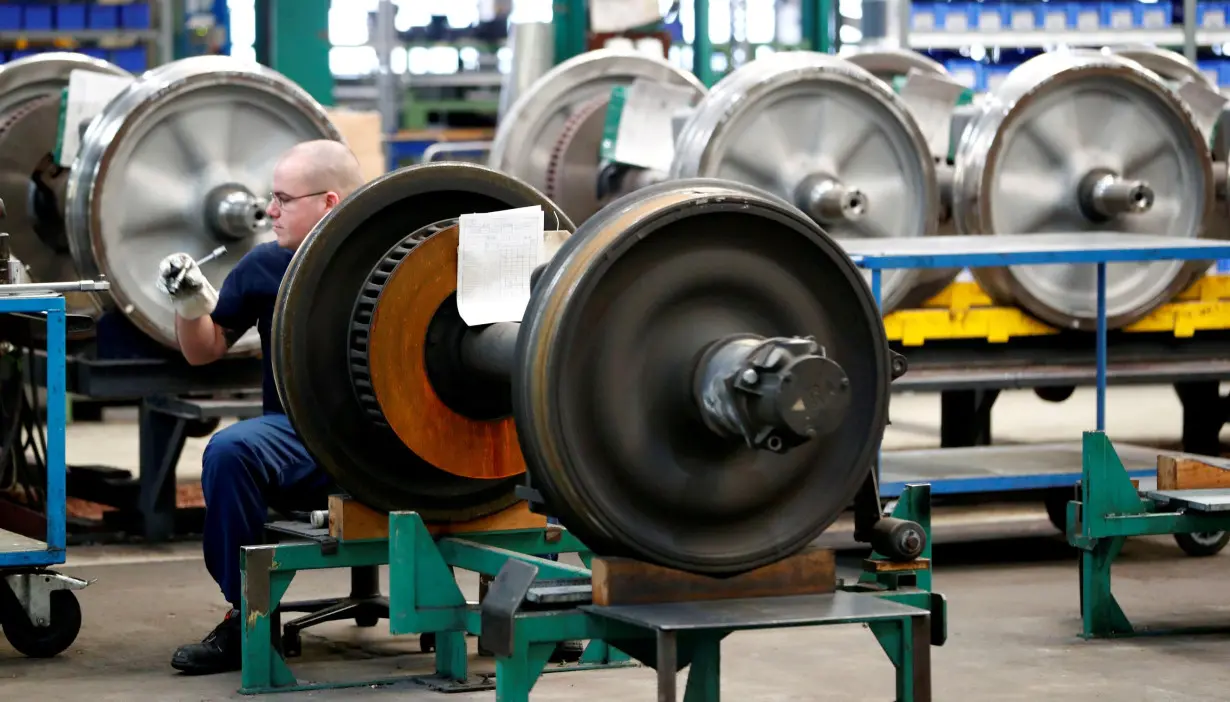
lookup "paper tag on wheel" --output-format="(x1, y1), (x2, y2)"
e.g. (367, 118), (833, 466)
(457, 206), (568, 326)
(56, 69), (136, 167)
(588, 0), (663, 33)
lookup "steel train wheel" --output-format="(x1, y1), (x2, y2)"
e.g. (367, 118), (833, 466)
(670, 51), (941, 313)
(65, 55), (341, 353)
(272, 163), (574, 519)
(0, 53), (130, 318)
(515, 179), (892, 574)
(953, 51), (1216, 330)
(488, 49), (705, 224)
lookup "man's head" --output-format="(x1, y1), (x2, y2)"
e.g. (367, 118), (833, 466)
(267, 139), (366, 250)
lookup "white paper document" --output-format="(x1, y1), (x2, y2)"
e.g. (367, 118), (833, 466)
(613, 79), (698, 172)
(58, 69), (136, 166)
(589, 0), (662, 33)
(457, 206), (567, 326)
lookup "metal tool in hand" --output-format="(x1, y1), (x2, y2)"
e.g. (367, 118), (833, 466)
(167, 246), (226, 296)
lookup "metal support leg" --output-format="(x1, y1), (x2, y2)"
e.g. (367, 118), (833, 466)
(682, 635), (721, 702)
(239, 546), (298, 692)
(138, 400), (188, 542)
(656, 630), (678, 702)
(869, 614), (931, 702)
(1079, 536), (1132, 638)
(1095, 262), (1107, 431)
(939, 389), (997, 447)
(1173, 381), (1225, 456)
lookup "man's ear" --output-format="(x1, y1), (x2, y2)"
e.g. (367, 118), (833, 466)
(325, 192), (341, 208)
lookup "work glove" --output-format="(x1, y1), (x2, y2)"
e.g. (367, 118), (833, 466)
(156, 252), (218, 320)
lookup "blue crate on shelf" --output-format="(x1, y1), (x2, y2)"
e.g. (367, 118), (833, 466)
(911, 2), (937, 31)
(1035, 2), (1071, 31)
(1004, 3), (1040, 30)
(24, 4), (53, 31)
(1198, 2), (1228, 28)
(982, 62), (1014, 92)
(89, 5), (120, 30)
(110, 47), (147, 73)
(121, 2), (151, 29)
(0, 5), (19, 31)
(56, 3), (88, 31)
(1099, 1), (1135, 29)
(944, 58), (983, 91)
(935, 2), (973, 31)
(1134, 0), (1172, 28)
(1065, 3), (1101, 31)
(972, 1), (1005, 31)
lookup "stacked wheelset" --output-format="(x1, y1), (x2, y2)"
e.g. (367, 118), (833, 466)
(272, 162), (924, 574)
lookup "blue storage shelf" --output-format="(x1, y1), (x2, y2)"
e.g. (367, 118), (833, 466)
(912, 1), (1177, 33)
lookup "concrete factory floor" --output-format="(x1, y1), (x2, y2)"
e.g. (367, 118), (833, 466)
(3, 385), (1230, 700)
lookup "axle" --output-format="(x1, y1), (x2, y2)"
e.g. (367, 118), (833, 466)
(456, 323), (850, 454)
(795, 173), (868, 224)
(1079, 169), (1154, 221)
(205, 184), (271, 240)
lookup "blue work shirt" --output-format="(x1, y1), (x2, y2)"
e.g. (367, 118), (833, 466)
(209, 242), (294, 415)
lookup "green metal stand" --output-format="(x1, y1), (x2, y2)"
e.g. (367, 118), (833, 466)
(482, 485), (945, 702)
(239, 520), (631, 694)
(1067, 431), (1230, 638)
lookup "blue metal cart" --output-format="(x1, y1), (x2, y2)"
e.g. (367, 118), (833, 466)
(0, 282), (107, 657)
(845, 233), (1230, 514)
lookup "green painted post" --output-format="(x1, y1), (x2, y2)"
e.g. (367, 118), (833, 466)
(553, 0), (588, 65)
(693, 0), (714, 86)
(267, 0), (333, 105)
(801, 0), (833, 52)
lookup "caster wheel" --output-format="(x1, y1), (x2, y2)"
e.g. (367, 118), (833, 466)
(1174, 531), (1230, 557)
(355, 613), (379, 628)
(1, 589), (82, 658)
(419, 632), (436, 653)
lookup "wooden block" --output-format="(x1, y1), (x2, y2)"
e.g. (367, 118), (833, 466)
(591, 548), (836, 607)
(1157, 454), (1230, 491)
(862, 558), (931, 574)
(329, 495), (388, 541)
(327, 496), (548, 542)
(323, 108), (386, 182)
(425, 501), (547, 537)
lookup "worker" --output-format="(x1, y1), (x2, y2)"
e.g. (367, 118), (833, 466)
(156, 140), (366, 675)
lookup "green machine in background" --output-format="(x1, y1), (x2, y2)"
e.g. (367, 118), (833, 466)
(253, 0), (334, 106)
(552, 0), (838, 86)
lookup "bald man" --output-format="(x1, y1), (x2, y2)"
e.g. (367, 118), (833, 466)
(156, 139), (366, 675)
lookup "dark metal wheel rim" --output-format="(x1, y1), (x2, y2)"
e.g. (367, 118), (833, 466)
(273, 162), (574, 519)
(515, 179), (890, 573)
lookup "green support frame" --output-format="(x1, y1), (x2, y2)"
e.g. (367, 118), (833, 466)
(485, 485), (945, 702)
(1066, 431), (1230, 638)
(240, 485), (944, 699)
(239, 521), (630, 694)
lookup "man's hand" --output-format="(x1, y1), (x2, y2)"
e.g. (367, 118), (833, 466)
(157, 252), (218, 320)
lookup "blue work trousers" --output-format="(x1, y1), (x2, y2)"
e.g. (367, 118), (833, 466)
(200, 413), (331, 606)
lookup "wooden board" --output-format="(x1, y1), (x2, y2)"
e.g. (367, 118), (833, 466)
(591, 548), (836, 607)
(1157, 454), (1230, 491)
(862, 558), (931, 574)
(328, 495), (547, 541)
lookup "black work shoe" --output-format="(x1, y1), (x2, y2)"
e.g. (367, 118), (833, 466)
(549, 639), (585, 663)
(171, 608), (242, 675)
